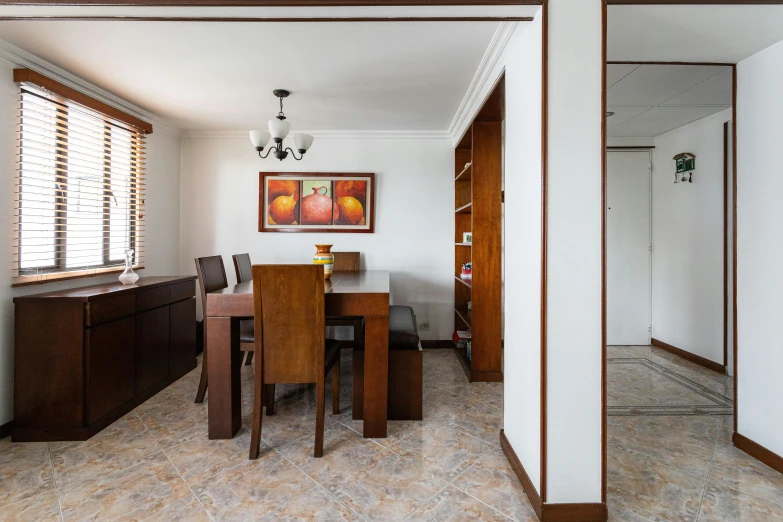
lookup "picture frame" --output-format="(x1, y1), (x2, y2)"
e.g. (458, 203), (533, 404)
(259, 172), (375, 233)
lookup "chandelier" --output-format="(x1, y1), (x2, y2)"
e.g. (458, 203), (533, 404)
(249, 89), (314, 161)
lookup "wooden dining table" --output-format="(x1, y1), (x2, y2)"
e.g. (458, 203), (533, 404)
(205, 270), (390, 439)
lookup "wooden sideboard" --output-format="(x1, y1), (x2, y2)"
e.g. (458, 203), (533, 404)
(13, 276), (197, 442)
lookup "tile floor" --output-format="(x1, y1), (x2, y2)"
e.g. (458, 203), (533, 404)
(0, 347), (781, 521)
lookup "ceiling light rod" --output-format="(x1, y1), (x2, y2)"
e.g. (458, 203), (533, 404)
(249, 89), (314, 162)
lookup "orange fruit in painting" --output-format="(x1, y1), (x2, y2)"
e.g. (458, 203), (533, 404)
(336, 196), (363, 225)
(269, 195), (297, 225)
(334, 181), (366, 206)
(268, 180), (299, 204)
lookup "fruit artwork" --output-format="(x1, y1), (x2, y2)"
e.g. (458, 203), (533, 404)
(300, 184), (336, 225)
(334, 180), (366, 206)
(267, 179), (300, 225)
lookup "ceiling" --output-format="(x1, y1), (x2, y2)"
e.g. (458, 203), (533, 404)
(608, 5), (783, 63)
(0, 21), (501, 131)
(607, 64), (731, 138)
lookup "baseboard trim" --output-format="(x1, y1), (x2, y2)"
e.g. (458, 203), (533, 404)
(733, 432), (783, 475)
(0, 420), (12, 439)
(420, 340), (455, 349)
(500, 430), (607, 522)
(651, 338), (725, 374)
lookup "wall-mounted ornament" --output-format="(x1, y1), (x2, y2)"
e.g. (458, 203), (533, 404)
(673, 152), (696, 184)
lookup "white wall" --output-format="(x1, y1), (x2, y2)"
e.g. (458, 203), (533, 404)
(0, 55), (183, 426)
(652, 109), (730, 365)
(503, 15), (543, 494)
(737, 39), (783, 458)
(178, 135), (454, 340)
(546, 0), (603, 503)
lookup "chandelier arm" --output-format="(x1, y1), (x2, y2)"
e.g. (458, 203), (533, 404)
(285, 147), (304, 161)
(258, 146), (276, 159)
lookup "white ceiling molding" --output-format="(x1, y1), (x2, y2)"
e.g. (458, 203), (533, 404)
(182, 130), (450, 140)
(0, 38), (181, 135)
(448, 21), (518, 144)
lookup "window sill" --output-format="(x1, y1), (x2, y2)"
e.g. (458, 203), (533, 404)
(12, 265), (145, 288)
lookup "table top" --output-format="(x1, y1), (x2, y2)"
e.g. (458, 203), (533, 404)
(205, 270), (390, 318)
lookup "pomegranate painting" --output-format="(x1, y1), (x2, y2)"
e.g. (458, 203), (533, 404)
(300, 184), (335, 225)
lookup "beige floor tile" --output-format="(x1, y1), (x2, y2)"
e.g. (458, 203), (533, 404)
(260, 486), (361, 521)
(114, 491), (210, 521)
(607, 345), (675, 365)
(452, 447), (538, 522)
(0, 488), (61, 522)
(327, 448), (447, 521)
(708, 438), (783, 509)
(137, 402), (209, 450)
(606, 497), (657, 521)
(191, 449), (317, 521)
(57, 451), (194, 521)
(698, 482), (783, 521)
(406, 485), (512, 521)
(390, 423), (493, 481)
(0, 439), (55, 508)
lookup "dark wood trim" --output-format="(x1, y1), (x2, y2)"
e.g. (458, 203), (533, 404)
(0, 420), (12, 439)
(540, 0), (549, 503)
(733, 432), (783, 475)
(500, 429), (543, 520)
(0, 0), (543, 5)
(420, 340), (455, 348)
(13, 68), (153, 134)
(723, 121), (729, 369)
(606, 146), (654, 149)
(0, 16), (535, 21)
(501, 430), (608, 522)
(607, 60), (735, 67)
(600, 0), (608, 505)
(651, 338), (726, 374)
(731, 64), (738, 433)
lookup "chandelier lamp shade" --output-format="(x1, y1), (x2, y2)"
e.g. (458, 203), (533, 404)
(249, 89), (314, 161)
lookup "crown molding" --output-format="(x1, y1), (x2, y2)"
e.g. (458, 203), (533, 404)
(448, 21), (518, 143)
(182, 129), (451, 140)
(0, 38), (181, 135)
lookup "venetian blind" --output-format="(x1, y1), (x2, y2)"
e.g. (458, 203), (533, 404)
(14, 83), (147, 285)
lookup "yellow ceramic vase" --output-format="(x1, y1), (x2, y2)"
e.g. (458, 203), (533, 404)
(313, 244), (334, 279)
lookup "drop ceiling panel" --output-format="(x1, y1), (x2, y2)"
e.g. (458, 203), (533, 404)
(607, 64), (639, 89)
(661, 67), (733, 107)
(608, 106), (727, 137)
(607, 106), (652, 128)
(608, 64), (726, 107)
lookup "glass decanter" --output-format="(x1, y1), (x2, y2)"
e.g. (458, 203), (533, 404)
(118, 249), (139, 285)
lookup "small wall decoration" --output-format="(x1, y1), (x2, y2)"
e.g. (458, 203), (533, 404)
(259, 172), (375, 233)
(463, 232), (472, 244)
(673, 152), (696, 184)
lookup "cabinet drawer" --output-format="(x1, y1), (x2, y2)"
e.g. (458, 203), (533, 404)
(136, 285), (171, 313)
(170, 280), (196, 303)
(87, 293), (136, 327)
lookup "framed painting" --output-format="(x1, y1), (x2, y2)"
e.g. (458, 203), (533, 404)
(259, 172), (375, 233)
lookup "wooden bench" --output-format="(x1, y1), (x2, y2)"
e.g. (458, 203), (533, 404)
(352, 305), (423, 421)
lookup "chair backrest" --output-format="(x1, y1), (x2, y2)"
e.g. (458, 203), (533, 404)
(253, 264), (325, 384)
(195, 256), (228, 318)
(232, 253), (253, 283)
(333, 252), (360, 272)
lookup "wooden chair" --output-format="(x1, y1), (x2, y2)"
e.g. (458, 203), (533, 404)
(194, 256), (255, 403)
(232, 253), (255, 366)
(328, 252), (363, 346)
(250, 265), (342, 459)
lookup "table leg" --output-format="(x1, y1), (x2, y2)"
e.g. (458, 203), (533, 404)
(363, 315), (389, 438)
(207, 316), (242, 439)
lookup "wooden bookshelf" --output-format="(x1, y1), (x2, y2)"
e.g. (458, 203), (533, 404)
(452, 74), (504, 383)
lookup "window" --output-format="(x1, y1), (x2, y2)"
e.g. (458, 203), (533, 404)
(13, 70), (150, 285)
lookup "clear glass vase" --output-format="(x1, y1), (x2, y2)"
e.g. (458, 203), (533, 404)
(118, 249), (139, 285)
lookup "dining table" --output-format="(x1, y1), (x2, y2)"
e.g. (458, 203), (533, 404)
(204, 269), (390, 439)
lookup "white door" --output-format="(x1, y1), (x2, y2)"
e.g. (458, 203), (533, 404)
(607, 151), (651, 345)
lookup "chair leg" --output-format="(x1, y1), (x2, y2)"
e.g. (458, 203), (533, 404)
(332, 358), (340, 415)
(264, 384), (275, 415)
(244, 351), (254, 366)
(249, 355), (264, 460)
(194, 342), (208, 403)
(315, 378), (325, 458)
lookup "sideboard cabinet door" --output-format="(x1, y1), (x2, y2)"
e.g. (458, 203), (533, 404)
(135, 307), (170, 394)
(170, 298), (197, 378)
(88, 317), (135, 423)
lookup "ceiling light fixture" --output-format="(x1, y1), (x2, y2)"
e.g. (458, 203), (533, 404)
(249, 89), (313, 161)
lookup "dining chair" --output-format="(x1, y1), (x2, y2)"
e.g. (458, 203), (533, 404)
(194, 255), (255, 403)
(249, 264), (342, 459)
(232, 253), (255, 366)
(328, 252), (363, 347)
